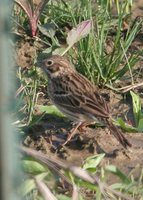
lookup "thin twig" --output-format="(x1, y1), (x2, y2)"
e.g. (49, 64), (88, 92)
(72, 185), (79, 200)
(105, 82), (143, 94)
(15, 85), (26, 97)
(35, 178), (58, 200)
(118, 82), (143, 93)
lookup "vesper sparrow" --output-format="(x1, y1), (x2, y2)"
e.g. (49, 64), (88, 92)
(40, 55), (131, 148)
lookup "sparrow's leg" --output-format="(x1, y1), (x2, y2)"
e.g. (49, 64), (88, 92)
(78, 122), (95, 132)
(78, 122), (90, 132)
(62, 122), (82, 146)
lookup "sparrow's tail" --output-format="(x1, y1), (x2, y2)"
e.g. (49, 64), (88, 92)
(106, 119), (132, 148)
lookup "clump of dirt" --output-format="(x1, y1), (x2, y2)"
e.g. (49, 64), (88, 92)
(16, 39), (36, 69)
(15, 35), (46, 69)
(132, 0), (143, 18)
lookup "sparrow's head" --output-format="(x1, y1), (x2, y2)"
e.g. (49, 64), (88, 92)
(40, 55), (74, 78)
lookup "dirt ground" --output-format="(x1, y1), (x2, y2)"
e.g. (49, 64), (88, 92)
(133, 0), (143, 18)
(15, 1), (143, 184)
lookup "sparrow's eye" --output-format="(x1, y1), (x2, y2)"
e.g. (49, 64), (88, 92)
(46, 60), (53, 66)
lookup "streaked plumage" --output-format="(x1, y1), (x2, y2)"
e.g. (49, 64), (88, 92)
(40, 55), (131, 148)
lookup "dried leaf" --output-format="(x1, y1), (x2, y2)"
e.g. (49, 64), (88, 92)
(15, 0), (33, 18)
(67, 20), (92, 47)
(34, 0), (49, 20)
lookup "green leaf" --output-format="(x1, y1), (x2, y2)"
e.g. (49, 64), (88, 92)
(130, 91), (142, 127)
(105, 165), (131, 184)
(56, 194), (73, 200)
(77, 178), (97, 190)
(53, 47), (67, 56)
(19, 173), (48, 196)
(83, 154), (105, 171)
(115, 118), (137, 132)
(22, 160), (47, 174)
(37, 105), (65, 117)
(138, 119), (143, 132)
(38, 23), (56, 38)
(20, 179), (36, 196)
(110, 182), (134, 190)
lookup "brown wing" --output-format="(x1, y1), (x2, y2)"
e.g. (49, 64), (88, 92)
(51, 72), (110, 119)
